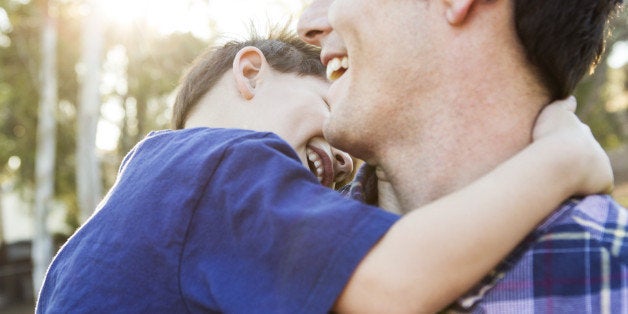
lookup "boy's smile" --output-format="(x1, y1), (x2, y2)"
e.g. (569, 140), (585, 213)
(305, 137), (350, 188)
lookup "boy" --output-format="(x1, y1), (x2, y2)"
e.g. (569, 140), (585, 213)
(37, 30), (612, 313)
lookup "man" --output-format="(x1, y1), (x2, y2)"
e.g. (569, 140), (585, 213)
(298, 0), (627, 312)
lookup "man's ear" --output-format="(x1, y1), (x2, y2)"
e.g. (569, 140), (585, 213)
(232, 46), (267, 100)
(444, 0), (475, 25)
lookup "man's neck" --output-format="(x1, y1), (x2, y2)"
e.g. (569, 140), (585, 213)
(375, 167), (404, 214)
(369, 17), (551, 212)
(376, 90), (548, 213)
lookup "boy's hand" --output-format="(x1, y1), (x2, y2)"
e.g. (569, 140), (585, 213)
(532, 96), (614, 195)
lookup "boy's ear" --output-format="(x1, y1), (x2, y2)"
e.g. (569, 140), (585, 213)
(233, 46), (268, 100)
(444, 0), (475, 25)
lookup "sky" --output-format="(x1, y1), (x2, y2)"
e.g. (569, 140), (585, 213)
(98, 0), (306, 41)
(94, 0), (308, 151)
(609, 41), (628, 69)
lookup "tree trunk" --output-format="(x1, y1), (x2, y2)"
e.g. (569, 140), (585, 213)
(0, 184), (4, 245)
(135, 97), (147, 144)
(76, 0), (103, 223)
(32, 0), (57, 298)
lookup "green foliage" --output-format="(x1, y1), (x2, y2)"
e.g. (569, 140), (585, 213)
(616, 193), (628, 207)
(0, 0), (40, 189)
(0, 0), (211, 232)
(574, 8), (628, 150)
(575, 78), (625, 150)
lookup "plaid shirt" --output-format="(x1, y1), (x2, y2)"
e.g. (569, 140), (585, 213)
(343, 164), (628, 313)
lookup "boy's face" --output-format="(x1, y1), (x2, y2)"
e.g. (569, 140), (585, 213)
(254, 72), (354, 188)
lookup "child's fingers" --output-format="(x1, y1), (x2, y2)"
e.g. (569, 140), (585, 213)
(554, 96), (577, 113)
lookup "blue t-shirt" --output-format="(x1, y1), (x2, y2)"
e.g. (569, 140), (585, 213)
(37, 128), (399, 313)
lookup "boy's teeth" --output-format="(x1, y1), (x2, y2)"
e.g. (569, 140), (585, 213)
(307, 148), (316, 161)
(307, 147), (326, 182)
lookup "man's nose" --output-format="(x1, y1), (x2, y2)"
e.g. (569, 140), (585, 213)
(331, 148), (354, 183)
(297, 0), (334, 47)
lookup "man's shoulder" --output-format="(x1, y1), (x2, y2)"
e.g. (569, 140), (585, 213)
(451, 195), (628, 312)
(490, 195), (627, 307)
(534, 195), (627, 244)
(521, 195), (628, 267)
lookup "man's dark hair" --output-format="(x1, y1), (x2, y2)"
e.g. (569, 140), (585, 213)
(172, 26), (325, 129)
(514, 0), (623, 99)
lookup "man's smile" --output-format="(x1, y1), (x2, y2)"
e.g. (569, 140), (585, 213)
(326, 56), (349, 81)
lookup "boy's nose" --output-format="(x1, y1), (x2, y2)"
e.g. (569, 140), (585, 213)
(331, 148), (353, 183)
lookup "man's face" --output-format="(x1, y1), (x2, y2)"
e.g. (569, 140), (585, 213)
(255, 72), (353, 187)
(298, 0), (439, 160)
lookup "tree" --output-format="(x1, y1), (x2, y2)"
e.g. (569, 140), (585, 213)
(105, 27), (208, 160)
(32, 0), (57, 297)
(575, 8), (628, 149)
(76, 0), (103, 222)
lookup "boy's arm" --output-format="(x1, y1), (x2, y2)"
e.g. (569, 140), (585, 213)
(334, 98), (614, 313)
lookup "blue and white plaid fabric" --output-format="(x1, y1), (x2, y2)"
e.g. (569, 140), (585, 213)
(344, 165), (628, 313)
(453, 195), (628, 313)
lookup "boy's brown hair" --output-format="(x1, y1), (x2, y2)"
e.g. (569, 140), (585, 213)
(172, 26), (325, 129)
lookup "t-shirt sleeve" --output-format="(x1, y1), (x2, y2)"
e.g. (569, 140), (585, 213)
(180, 134), (399, 313)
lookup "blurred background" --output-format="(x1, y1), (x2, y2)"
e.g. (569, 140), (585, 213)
(0, 0), (626, 311)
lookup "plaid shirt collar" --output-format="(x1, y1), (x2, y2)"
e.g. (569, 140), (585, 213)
(339, 163), (379, 206)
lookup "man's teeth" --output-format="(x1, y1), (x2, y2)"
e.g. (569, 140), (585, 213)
(326, 56), (349, 81)
(307, 148), (325, 183)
